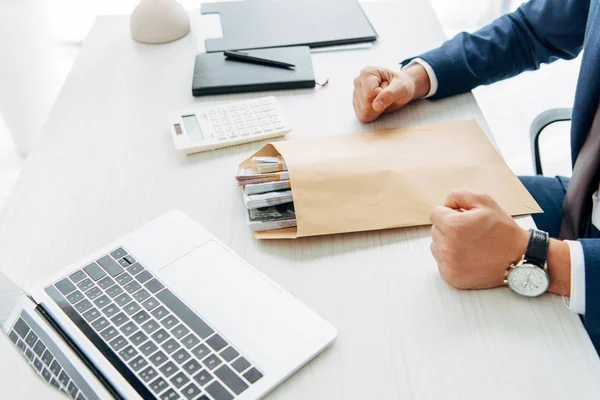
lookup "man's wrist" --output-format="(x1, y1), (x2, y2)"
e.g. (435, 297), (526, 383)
(547, 239), (571, 296)
(402, 63), (431, 101)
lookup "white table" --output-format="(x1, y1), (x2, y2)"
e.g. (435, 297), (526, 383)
(1, 1), (599, 399)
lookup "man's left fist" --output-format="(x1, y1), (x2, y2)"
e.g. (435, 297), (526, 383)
(429, 189), (530, 290)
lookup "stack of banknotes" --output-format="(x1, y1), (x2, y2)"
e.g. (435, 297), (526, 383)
(236, 156), (296, 231)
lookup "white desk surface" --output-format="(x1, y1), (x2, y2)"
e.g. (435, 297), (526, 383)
(1, 1), (599, 399)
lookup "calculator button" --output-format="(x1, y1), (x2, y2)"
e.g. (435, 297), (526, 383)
(240, 130), (251, 136)
(243, 109), (252, 115)
(248, 122), (258, 128)
(233, 116), (244, 123)
(274, 123), (285, 130)
(217, 135), (226, 140)
(263, 127), (274, 133)
(251, 128), (262, 135)
(215, 127), (224, 134)
(228, 105), (238, 111)
(222, 119), (232, 125)
(231, 111), (241, 117)
(228, 132), (238, 138)
(237, 123), (247, 129)
(267, 110), (278, 117)
(212, 120), (221, 127)
(270, 117), (280, 123)
(260, 98), (271, 105)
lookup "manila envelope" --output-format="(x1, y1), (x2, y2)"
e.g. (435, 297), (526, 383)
(239, 119), (541, 239)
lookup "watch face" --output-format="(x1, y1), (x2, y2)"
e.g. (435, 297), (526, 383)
(507, 265), (549, 297)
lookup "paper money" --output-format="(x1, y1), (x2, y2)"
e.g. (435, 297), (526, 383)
(247, 203), (296, 231)
(245, 180), (291, 195)
(236, 168), (290, 186)
(243, 190), (293, 209)
(253, 156), (288, 173)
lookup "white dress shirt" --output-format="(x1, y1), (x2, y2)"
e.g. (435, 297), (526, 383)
(404, 58), (592, 315)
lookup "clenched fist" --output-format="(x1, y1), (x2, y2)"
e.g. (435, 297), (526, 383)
(352, 64), (430, 123)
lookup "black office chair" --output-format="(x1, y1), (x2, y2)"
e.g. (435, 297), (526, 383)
(530, 107), (573, 175)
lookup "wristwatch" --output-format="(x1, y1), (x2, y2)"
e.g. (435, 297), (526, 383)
(504, 228), (550, 297)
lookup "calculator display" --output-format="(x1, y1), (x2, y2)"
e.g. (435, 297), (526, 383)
(182, 115), (204, 142)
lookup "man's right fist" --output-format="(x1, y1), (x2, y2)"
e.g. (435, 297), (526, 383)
(352, 64), (430, 123)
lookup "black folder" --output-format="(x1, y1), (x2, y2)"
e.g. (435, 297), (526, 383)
(192, 47), (315, 96)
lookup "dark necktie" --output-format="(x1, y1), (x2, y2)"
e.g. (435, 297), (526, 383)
(559, 102), (600, 240)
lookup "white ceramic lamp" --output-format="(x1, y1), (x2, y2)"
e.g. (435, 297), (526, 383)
(130, 0), (190, 44)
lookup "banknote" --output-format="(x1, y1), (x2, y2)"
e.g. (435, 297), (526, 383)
(244, 180), (292, 195)
(247, 203), (296, 232)
(253, 156), (288, 173)
(243, 190), (293, 209)
(236, 168), (290, 185)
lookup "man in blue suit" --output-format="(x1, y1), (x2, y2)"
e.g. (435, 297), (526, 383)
(353, 0), (600, 353)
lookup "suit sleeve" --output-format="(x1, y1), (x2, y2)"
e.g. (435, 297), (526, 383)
(579, 239), (600, 352)
(403, 0), (590, 99)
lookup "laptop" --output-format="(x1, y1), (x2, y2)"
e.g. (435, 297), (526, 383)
(0, 210), (337, 400)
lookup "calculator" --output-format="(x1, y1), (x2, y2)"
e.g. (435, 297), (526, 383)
(169, 96), (291, 154)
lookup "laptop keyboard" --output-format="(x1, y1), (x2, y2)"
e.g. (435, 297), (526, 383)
(9, 311), (96, 400)
(45, 248), (263, 400)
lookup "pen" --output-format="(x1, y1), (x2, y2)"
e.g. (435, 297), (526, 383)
(224, 50), (296, 69)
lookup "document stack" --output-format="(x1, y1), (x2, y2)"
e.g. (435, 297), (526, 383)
(236, 156), (296, 231)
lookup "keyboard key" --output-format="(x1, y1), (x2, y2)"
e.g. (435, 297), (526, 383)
(203, 354), (222, 370)
(74, 299), (93, 313)
(215, 365), (249, 395)
(220, 347), (239, 362)
(183, 359), (202, 375)
(132, 310), (151, 325)
(182, 334), (200, 350)
(109, 335), (128, 352)
(98, 276), (115, 290)
(161, 315), (179, 330)
(142, 297), (159, 311)
(124, 255), (136, 264)
(149, 377), (168, 394)
(231, 357), (251, 373)
(206, 334), (227, 352)
(42, 349), (54, 366)
(66, 290), (84, 304)
(83, 263), (106, 281)
(206, 380), (233, 400)
(118, 258), (131, 267)
(243, 367), (263, 384)
(124, 280), (142, 294)
(50, 359), (62, 376)
(106, 285), (124, 299)
(110, 248), (127, 259)
(67, 381), (79, 397)
(91, 317), (110, 332)
(116, 273), (133, 285)
(124, 302), (142, 316)
(145, 279), (164, 294)
(171, 324), (189, 339)
(120, 321), (138, 336)
(128, 263), (145, 275)
(135, 270), (153, 284)
(33, 341), (46, 357)
(58, 370), (70, 386)
(82, 307), (101, 322)
(194, 369), (213, 387)
(133, 289), (151, 303)
(118, 345), (138, 361)
(161, 339), (180, 354)
(93, 295), (110, 309)
(16, 339), (26, 352)
(130, 331), (148, 346)
(33, 358), (43, 372)
(100, 326), (119, 341)
(111, 312), (129, 327)
(25, 348), (35, 361)
(173, 348), (191, 365)
(161, 389), (179, 400)
(149, 351), (168, 367)
(101, 303), (119, 318)
(114, 293), (132, 307)
(170, 371), (190, 389)
(151, 306), (168, 320)
(85, 287), (102, 300)
(156, 290), (214, 339)
(69, 270), (87, 283)
(139, 366), (158, 383)
(25, 331), (38, 347)
(140, 341), (159, 356)
(13, 318), (30, 338)
(77, 278), (95, 292)
(142, 320), (160, 334)
(56, 278), (76, 295)
(191, 344), (210, 360)
(97, 255), (125, 277)
(50, 378), (60, 389)
(160, 361), (178, 378)
(8, 330), (18, 344)
(42, 367), (52, 382)
(129, 355), (148, 372)
(151, 329), (169, 344)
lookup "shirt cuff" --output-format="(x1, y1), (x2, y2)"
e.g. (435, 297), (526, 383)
(565, 240), (585, 315)
(403, 58), (438, 98)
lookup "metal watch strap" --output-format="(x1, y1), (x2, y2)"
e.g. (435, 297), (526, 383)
(524, 228), (549, 267)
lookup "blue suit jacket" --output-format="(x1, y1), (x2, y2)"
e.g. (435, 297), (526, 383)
(405, 0), (600, 352)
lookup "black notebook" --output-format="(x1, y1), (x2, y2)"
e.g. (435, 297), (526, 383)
(192, 47), (315, 96)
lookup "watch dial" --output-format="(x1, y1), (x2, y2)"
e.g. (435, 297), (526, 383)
(507, 265), (549, 297)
